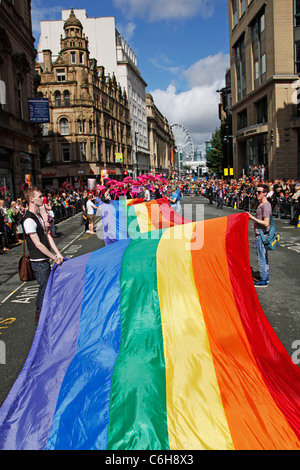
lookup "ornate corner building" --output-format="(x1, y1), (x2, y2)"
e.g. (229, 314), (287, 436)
(229, 0), (300, 180)
(37, 8), (176, 185)
(0, 0), (41, 197)
(36, 9), (132, 188)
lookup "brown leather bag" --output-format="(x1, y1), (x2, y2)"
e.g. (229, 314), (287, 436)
(18, 231), (35, 282)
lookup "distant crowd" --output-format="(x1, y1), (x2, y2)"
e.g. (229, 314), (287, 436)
(1, 172), (300, 253)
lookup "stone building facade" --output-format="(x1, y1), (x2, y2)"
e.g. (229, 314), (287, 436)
(0, 0), (41, 197)
(36, 9), (132, 189)
(229, 0), (300, 179)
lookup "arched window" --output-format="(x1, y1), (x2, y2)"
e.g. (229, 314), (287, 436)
(60, 118), (69, 135)
(64, 90), (70, 106)
(55, 91), (61, 106)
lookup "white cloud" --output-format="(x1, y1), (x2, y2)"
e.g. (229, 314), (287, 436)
(112, 0), (214, 22)
(31, 0), (63, 39)
(149, 55), (185, 76)
(116, 21), (137, 42)
(182, 52), (230, 88)
(150, 52), (229, 150)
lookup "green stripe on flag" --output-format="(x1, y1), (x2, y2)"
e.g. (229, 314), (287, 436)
(107, 234), (169, 450)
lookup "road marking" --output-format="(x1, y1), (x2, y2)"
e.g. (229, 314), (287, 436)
(11, 285), (39, 304)
(0, 317), (16, 334)
(0, 227), (89, 305)
(0, 283), (25, 305)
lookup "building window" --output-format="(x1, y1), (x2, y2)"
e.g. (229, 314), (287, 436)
(295, 41), (300, 74)
(78, 119), (85, 134)
(17, 77), (23, 119)
(62, 143), (71, 162)
(79, 52), (84, 64)
(60, 118), (69, 135)
(295, 0), (300, 27)
(41, 123), (49, 136)
(256, 96), (268, 124)
(235, 35), (246, 101)
(55, 91), (61, 107)
(245, 134), (268, 170)
(106, 145), (111, 162)
(240, 0), (245, 16)
(260, 53), (266, 75)
(56, 69), (66, 82)
(232, 0), (238, 27)
(90, 142), (94, 161)
(237, 109), (247, 130)
(296, 88), (300, 117)
(252, 11), (266, 87)
(64, 90), (70, 106)
(71, 51), (76, 64)
(79, 142), (86, 161)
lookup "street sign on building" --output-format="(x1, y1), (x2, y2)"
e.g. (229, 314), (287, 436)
(28, 98), (50, 123)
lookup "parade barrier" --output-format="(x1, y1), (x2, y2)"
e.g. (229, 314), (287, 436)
(99, 197), (191, 245)
(0, 213), (300, 450)
(202, 190), (298, 219)
(52, 200), (82, 223)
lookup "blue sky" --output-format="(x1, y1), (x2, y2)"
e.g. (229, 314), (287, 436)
(31, 0), (230, 151)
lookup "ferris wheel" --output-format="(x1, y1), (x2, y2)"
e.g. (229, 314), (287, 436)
(171, 123), (194, 161)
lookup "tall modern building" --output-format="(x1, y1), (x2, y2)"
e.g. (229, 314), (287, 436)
(37, 8), (150, 175)
(229, 0), (300, 179)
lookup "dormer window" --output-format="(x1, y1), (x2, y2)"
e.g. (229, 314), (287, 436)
(56, 69), (65, 82)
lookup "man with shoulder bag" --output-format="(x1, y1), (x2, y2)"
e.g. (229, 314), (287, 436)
(248, 183), (273, 288)
(23, 187), (64, 324)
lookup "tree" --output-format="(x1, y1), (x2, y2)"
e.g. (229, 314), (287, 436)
(205, 128), (224, 175)
(206, 113), (233, 175)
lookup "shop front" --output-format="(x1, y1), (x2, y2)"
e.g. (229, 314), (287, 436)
(0, 147), (13, 197)
(236, 125), (269, 177)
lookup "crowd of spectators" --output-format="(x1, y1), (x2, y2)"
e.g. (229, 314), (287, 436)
(0, 186), (83, 254)
(180, 176), (300, 224)
(1, 174), (300, 254)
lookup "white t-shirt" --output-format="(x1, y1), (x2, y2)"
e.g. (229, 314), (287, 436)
(144, 189), (150, 201)
(86, 199), (96, 215)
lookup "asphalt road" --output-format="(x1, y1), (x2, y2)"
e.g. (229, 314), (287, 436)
(0, 197), (299, 407)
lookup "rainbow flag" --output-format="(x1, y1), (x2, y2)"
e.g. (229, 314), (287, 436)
(62, 200), (69, 209)
(100, 196), (191, 245)
(0, 213), (299, 450)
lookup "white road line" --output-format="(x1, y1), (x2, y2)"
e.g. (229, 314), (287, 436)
(0, 220), (100, 305)
(0, 283), (25, 305)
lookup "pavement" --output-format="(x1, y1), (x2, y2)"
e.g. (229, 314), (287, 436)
(0, 197), (299, 407)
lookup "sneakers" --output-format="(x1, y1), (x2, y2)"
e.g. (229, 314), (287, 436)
(254, 280), (268, 288)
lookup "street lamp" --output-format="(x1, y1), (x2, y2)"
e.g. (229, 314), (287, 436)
(217, 86), (232, 178)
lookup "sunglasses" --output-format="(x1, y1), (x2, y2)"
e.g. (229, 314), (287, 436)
(257, 190), (265, 194)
